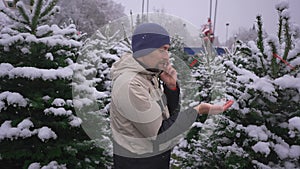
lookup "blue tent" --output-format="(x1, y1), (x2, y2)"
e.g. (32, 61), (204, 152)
(183, 47), (205, 55)
(184, 46), (229, 56)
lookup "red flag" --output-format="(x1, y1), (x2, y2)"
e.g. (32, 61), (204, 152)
(273, 53), (295, 70)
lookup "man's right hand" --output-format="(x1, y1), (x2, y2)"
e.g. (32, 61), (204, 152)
(194, 100), (234, 115)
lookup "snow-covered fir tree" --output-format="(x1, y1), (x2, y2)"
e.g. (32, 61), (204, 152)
(171, 36), (229, 168)
(168, 34), (198, 110)
(221, 3), (300, 167)
(72, 24), (130, 160)
(0, 0), (110, 168)
(172, 1), (300, 168)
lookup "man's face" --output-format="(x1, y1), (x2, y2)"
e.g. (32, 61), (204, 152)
(141, 44), (170, 71)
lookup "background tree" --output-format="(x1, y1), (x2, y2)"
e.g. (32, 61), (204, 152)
(53, 0), (125, 37)
(229, 26), (258, 53)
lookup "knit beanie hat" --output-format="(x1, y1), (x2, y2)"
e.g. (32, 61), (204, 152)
(132, 23), (170, 58)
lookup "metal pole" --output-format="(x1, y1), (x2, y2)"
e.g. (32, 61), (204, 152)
(213, 0), (218, 35)
(130, 10), (133, 33)
(147, 0), (149, 22)
(209, 0), (212, 44)
(209, 0), (212, 23)
(142, 0), (144, 23)
(226, 23), (229, 46)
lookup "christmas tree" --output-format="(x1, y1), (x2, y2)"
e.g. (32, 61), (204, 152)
(72, 23), (130, 158)
(171, 36), (228, 169)
(220, 3), (300, 167)
(172, 1), (300, 168)
(0, 0), (109, 168)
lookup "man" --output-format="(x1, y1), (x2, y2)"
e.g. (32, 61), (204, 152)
(110, 23), (233, 169)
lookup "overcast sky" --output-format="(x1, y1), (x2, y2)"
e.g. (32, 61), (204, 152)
(113, 0), (300, 43)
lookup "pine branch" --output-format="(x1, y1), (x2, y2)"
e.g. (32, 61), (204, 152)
(16, 2), (30, 24)
(268, 41), (279, 78)
(39, 5), (59, 24)
(256, 15), (267, 75)
(40, 0), (58, 18)
(31, 0), (43, 34)
(0, 8), (27, 25)
(283, 17), (291, 61)
(277, 9), (284, 44)
(256, 15), (264, 54)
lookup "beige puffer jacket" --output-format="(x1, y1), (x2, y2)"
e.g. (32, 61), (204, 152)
(110, 54), (170, 155)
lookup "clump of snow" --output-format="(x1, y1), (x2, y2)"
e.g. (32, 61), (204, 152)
(0, 91), (27, 111)
(42, 96), (51, 102)
(0, 119), (36, 141)
(51, 98), (66, 107)
(45, 53), (53, 61)
(102, 53), (120, 61)
(66, 100), (73, 107)
(249, 77), (275, 94)
(192, 122), (203, 128)
(224, 61), (258, 83)
(281, 8), (290, 19)
(73, 98), (94, 110)
(290, 57), (300, 67)
(245, 125), (269, 141)
(275, 1), (289, 11)
(28, 162), (41, 169)
(37, 127), (57, 142)
(44, 107), (72, 116)
(0, 119), (64, 142)
(274, 75), (300, 92)
(252, 160), (272, 169)
(21, 47), (30, 54)
(0, 63), (74, 80)
(69, 115), (82, 127)
(218, 142), (247, 157)
(36, 25), (52, 37)
(28, 161), (66, 169)
(274, 144), (289, 159)
(273, 144), (300, 160)
(288, 117), (300, 131)
(17, 118), (34, 129)
(289, 145), (300, 159)
(252, 142), (271, 157)
(172, 138), (189, 159)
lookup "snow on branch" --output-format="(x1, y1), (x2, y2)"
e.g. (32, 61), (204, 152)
(16, 1), (32, 24)
(28, 161), (66, 169)
(37, 126), (57, 142)
(0, 5), (27, 25)
(0, 91), (28, 111)
(40, 0), (59, 19)
(0, 119), (37, 141)
(44, 107), (72, 116)
(0, 25), (81, 48)
(0, 63), (73, 80)
(274, 75), (300, 92)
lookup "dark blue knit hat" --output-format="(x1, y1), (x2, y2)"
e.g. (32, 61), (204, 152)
(132, 23), (170, 58)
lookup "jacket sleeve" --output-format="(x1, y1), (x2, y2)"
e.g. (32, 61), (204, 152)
(163, 83), (180, 115)
(157, 84), (198, 140)
(157, 107), (198, 143)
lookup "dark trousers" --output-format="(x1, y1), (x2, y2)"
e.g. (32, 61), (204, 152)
(113, 149), (171, 169)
